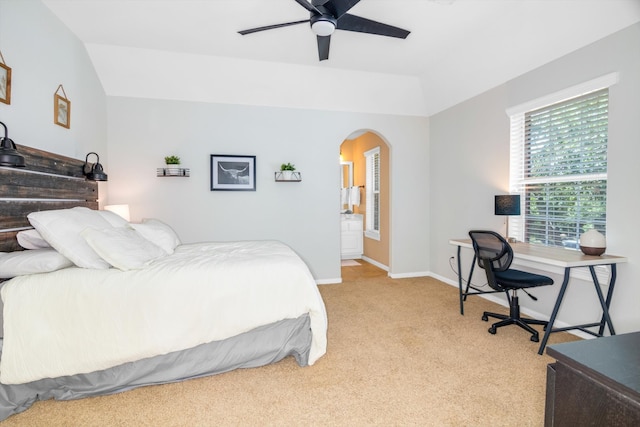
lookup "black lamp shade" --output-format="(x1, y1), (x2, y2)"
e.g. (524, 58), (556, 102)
(83, 152), (108, 181)
(0, 121), (26, 168)
(87, 163), (108, 181)
(495, 195), (521, 216)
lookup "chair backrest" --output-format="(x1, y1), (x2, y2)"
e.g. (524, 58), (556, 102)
(468, 230), (514, 291)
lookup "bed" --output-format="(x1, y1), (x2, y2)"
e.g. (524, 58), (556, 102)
(0, 145), (327, 421)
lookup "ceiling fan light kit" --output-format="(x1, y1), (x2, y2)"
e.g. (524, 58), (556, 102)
(311, 16), (337, 36)
(238, 0), (410, 61)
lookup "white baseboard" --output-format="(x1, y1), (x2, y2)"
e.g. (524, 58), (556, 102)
(428, 272), (455, 285)
(360, 257), (431, 279)
(389, 271), (431, 279)
(316, 278), (342, 285)
(362, 256), (388, 271)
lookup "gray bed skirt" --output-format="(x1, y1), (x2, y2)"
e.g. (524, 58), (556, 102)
(0, 314), (312, 421)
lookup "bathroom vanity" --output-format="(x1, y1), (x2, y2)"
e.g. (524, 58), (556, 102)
(341, 214), (363, 259)
(340, 160), (363, 259)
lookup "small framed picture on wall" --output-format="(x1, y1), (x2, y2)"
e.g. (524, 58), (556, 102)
(0, 61), (11, 105)
(210, 154), (256, 191)
(54, 85), (71, 129)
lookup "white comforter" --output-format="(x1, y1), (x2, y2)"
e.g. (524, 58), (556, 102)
(0, 241), (327, 385)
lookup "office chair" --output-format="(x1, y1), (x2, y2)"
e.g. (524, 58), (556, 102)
(468, 230), (554, 342)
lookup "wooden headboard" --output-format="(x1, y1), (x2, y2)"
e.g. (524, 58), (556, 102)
(0, 144), (98, 252)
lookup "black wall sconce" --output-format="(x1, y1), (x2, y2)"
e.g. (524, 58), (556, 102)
(0, 121), (26, 167)
(83, 152), (108, 181)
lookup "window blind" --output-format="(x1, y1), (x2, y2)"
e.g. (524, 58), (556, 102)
(510, 89), (608, 247)
(364, 147), (380, 238)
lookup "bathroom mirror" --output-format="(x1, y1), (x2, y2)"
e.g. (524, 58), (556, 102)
(341, 161), (353, 189)
(341, 161), (353, 211)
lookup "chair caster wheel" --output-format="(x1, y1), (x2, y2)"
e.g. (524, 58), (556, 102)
(482, 314), (488, 321)
(488, 327), (496, 335)
(530, 335), (539, 342)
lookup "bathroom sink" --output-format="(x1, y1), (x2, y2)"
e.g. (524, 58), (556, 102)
(341, 213), (362, 220)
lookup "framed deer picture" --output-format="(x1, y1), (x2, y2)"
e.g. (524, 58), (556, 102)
(210, 154), (256, 191)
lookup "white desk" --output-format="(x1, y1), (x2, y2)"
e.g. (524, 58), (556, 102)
(449, 238), (628, 355)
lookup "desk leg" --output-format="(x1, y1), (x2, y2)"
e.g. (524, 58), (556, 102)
(538, 267), (571, 355)
(457, 246), (464, 315)
(590, 264), (617, 336)
(457, 246), (476, 315)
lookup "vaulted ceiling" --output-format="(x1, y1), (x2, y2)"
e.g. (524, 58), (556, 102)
(42, 0), (640, 116)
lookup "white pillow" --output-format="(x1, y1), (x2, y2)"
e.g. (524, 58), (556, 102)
(81, 226), (167, 271)
(27, 207), (113, 269)
(97, 210), (129, 228)
(131, 218), (181, 254)
(16, 229), (52, 249)
(0, 249), (74, 278)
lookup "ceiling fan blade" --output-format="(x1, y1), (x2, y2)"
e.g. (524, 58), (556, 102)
(238, 19), (310, 35)
(317, 35), (331, 61)
(322, 0), (361, 19)
(337, 14), (410, 39)
(294, 0), (322, 15)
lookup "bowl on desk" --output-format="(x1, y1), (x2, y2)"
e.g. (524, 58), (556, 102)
(580, 245), (606, 256)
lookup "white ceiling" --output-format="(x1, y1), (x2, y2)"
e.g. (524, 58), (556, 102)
(42, 0), (640, 116)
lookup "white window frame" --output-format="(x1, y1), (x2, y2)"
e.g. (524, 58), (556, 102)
(506, 73), (618, 283)
(506, 73), (618, 246)
(364, 146), (380, 240)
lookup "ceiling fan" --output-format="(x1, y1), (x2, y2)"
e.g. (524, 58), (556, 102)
(238, 0), (410, 61)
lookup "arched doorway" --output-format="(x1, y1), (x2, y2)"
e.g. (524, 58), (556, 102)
(340, 130), (390, 270)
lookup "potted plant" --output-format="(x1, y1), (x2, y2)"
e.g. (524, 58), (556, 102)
(280, 162), (296, 180)
(164, 155), (181, 175)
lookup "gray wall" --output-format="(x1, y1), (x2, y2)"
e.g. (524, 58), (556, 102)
(0, 0), (106, 161)
(430, 23), (640, 334)
(105, 97), (430, 282)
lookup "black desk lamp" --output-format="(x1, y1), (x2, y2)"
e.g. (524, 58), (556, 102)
(495, 194), (520, 242)
(0, 121), (26, 167)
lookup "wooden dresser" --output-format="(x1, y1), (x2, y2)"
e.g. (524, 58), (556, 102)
(545, 332), (640, 426)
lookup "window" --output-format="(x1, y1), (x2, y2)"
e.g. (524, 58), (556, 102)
(364, 147), (380, 240)
(509, 86), (610, 248)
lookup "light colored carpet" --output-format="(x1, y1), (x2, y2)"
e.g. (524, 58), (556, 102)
(340, 259), (361, 267)
(0, 262), (578, 426)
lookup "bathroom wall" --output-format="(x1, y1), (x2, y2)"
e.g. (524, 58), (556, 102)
(340, 132), (390, 267)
